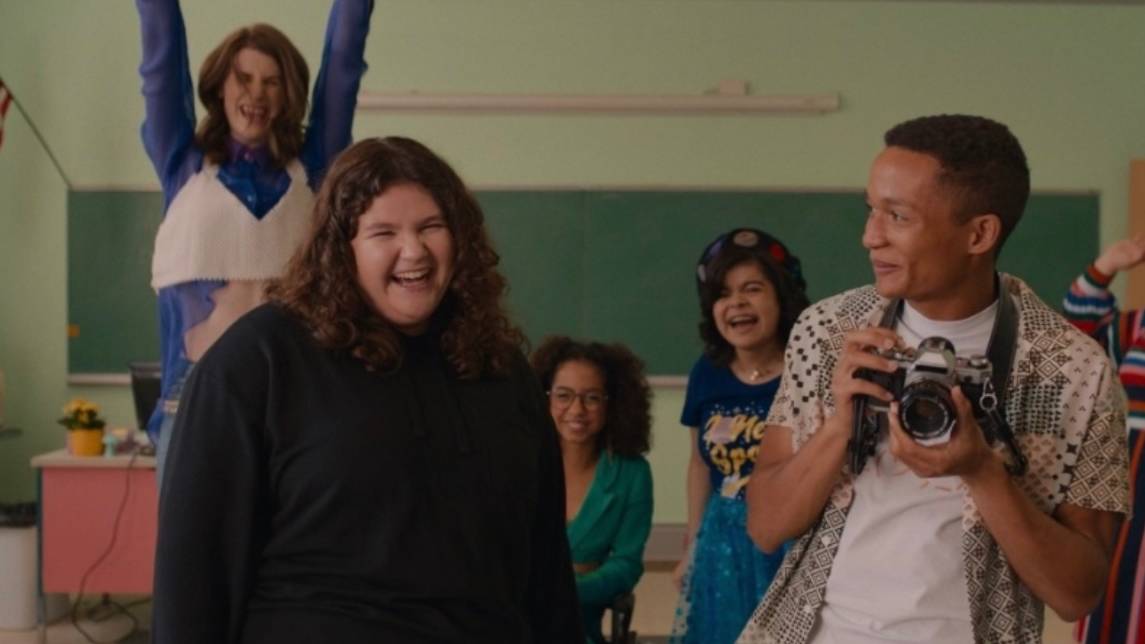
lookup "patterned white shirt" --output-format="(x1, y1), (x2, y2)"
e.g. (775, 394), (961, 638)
(738, 274), (1129, 644)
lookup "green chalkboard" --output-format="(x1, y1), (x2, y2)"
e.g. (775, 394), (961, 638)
(68, 191), (163, 376)
(67, 190), (1098, 376)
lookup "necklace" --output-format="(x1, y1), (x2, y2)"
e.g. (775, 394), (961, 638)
(740, 360), (782, 383)
(735, 347), (784, 383)
(748, 366), (774, 382)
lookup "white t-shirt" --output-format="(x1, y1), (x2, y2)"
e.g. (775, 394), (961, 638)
(809, 299), (998, 644)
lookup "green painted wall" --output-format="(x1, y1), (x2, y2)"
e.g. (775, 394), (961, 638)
(1, 0), (1144, 524)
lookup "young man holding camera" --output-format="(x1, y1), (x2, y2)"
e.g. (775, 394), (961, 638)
(739, 115), (1129, 644)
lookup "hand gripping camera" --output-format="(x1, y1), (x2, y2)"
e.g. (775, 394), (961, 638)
(850, 337), (993, 473)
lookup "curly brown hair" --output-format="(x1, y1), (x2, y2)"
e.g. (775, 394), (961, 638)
(269, 136), (524, 378)
(196, 23), (309, 167)
(531, 336), (652, 458)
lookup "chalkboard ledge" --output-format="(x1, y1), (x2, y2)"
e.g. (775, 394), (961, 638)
(68, 373), (131, 386)
(66, 372), (688, 389)
(647, 375), (687, 388)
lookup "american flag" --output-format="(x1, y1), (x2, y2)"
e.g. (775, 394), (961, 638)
(0, 78), (70, 186)
(0, 79), (11, 150)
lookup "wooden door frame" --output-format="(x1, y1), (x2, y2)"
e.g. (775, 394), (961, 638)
(1127, 161), (1145, 308)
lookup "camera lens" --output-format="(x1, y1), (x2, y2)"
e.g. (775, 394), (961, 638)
(899, 380), (955, 441)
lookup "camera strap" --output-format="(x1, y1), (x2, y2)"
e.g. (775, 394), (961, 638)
(877, 274), (1028, 476)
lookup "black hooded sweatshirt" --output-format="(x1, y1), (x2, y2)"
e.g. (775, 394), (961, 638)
(152, 304), (583, 644)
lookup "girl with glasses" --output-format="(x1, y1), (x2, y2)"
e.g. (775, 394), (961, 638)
(670, 228), (810, 644)
(532, 336), (654, 644)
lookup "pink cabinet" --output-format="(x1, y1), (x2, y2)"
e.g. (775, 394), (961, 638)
(32, 450), (157, 594)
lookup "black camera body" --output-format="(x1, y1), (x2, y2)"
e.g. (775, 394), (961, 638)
(850, 337), (992, 473)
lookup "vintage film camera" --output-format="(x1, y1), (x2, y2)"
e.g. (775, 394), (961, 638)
(850, 336), (993, 474)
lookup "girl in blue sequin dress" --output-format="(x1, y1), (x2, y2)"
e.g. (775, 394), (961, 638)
(670, 228), (809, 644)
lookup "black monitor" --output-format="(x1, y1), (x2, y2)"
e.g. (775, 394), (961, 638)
(128, 362), (162, 432)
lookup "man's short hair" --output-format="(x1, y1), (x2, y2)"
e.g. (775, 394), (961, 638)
(884, 114), (1030, 255)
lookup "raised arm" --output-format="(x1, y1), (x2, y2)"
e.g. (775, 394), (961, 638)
(1063, 235), (1145, 363)
(136, 0), (200, 202)
(574, 458), (653, 605)
(300, 0), (374, 187)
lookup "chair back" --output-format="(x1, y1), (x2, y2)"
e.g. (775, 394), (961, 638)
(608, 591), (636, 644)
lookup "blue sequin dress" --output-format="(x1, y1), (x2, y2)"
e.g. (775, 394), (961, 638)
(670, 355), (788, 644)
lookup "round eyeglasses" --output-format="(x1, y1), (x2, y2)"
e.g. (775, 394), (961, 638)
(548, 387), (607, 411)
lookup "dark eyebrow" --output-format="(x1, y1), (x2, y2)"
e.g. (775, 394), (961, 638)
(357, 213), (444, 232)
(358, 221), (394, 232)
(553, 386), (606, 394)
(867, 193), (913, 209)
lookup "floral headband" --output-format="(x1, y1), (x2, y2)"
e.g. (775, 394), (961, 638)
(695, 228), (805, 292)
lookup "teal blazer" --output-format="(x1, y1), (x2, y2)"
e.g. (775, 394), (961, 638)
(566, 452), (653, 643)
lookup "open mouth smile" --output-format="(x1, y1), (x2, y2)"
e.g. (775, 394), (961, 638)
(726, 314), (759, 329)
(392, 268), (432, 287)
(239, 105), (269, 122)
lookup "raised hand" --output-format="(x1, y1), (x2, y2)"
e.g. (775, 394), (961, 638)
(1094, 234), (1145, 276)
(827, 327), (902, 433)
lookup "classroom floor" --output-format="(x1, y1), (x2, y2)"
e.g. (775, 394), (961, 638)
(0, 569), (1082, 643)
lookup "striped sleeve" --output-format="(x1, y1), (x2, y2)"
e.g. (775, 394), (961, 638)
(1062, 264), (1142, 366)
(1121, 350), (1145, 426)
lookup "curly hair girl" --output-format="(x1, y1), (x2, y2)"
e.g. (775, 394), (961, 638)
(270, 136), (523, 377)
(531, 336), (653, 457)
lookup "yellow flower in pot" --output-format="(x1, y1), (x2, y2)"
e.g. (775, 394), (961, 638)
(58, 398), (107, 457)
